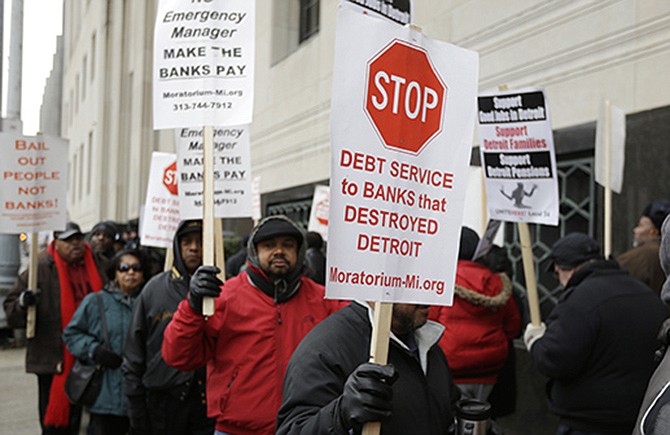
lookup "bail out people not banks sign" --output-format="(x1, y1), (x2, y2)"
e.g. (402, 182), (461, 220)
(175, 125), (252, 218)
(0, 133), (68, 233)
(327, 7), (479, 305)
(477, 88), (559, 225)
(153, 0), (255, 129)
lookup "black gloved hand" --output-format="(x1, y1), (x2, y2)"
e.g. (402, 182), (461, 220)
(338, 363), (399, 430)
(93, 345), (123, 369)
(188, 265), (223, 314)
(19, 289), (38, 308)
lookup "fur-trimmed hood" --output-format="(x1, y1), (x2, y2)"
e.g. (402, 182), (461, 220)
(454, 260), (512, 309)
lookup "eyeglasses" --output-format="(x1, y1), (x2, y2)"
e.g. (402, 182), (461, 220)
(118, 263), (142, 273)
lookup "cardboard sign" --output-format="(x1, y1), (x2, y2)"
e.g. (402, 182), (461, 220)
(595, 100), (626, 193)
(341, 0), (412, 25)
(175, 125), (252, 218)
(477, 88), (559, 226)
(140, 152), (180, 248)
(0, 133), (68, 233)
(153, 0), (255, 129)
(307, 185), (330, 242)
(327, 8), (479, 305)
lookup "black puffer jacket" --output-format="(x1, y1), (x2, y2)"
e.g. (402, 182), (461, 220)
(277, 301), (460, 435)
(530, 260), (667, 433)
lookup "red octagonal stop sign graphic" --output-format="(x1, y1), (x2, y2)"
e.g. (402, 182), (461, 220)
(163, 161), (178, 195)
(365, 39), (447, 155)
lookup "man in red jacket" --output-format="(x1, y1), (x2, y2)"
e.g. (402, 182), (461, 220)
(162, 215), (343, 435)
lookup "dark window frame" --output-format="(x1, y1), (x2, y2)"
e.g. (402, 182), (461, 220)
(299, 0), (319, 43)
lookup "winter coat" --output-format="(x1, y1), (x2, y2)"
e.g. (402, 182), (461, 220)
(122, 219), (208, 427)
(530, 260), (667, 433)
(618, 238), (665, 296)
(429, 260), (520, 383)
(162, 271), (342, 435)
(276, 301), (461, 435)
(63, 283), (136, 416)
(3, 248), (105, 375)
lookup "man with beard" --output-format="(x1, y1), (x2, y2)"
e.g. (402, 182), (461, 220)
(276, 302), (461, 435)
(162, 215), (343, 435)
(4, 222), (105, 434)
(123, 220), (214, 435)
(89, 220), (119, 269)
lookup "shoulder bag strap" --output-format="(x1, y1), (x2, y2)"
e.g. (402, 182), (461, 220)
(96, 292), (111, 348)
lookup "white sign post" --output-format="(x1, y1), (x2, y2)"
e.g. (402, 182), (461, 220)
(329, 9), (478, 434)
(154, 0), (256, 315)
(477, 87), (560, 326)
(595, 99), (626, 257)
(0, 133), (68, 338)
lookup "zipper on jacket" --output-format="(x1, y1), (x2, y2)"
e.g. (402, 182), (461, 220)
(277, 305), (282, 324)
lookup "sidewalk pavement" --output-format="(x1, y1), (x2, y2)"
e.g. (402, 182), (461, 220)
(0, 345), (89, 435)
(0, 346), (40, 434)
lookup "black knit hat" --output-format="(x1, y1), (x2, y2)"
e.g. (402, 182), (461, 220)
(253, 219), (304, 246)
(642, 200), (670, 231)
(458, 227), (480, 260)
(92, 221), (119, 239)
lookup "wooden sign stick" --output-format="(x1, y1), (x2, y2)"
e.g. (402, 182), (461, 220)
(361, 301), (394, 435)
(202, 125), (216, 316)
(26, 232), (39, 338)
(214, 217), (226, 283)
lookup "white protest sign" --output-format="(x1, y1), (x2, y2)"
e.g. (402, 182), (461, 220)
(308, 185), (330, 241)
(140, 152), (180, 248)
(153, 0), (255, 129)
(340, 0), (412, 25)
(595, 100), (626, 193)
(175, 125), (252, 218)
(327, 7), (479, 305)
(0, 133), (68, 233)
(477, 88), (559, 226)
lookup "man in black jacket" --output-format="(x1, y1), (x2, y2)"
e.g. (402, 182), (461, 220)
(276, 301), (461, 435)
(524, 233), (667, 434)
(122, 220), (214, 435)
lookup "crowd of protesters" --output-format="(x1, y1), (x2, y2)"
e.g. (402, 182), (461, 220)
(3, 199), (670, 435)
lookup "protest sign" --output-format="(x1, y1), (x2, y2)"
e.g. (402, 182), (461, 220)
(595, 99), (626, 194)
(153, 0), (255, 129)
(307, 185), (330, 241)
(0, 133), (68, 233)
(175, 125), (252, 218)
(327, 7), (479, 306)
(140, 152), (180, 248)
(340, 0), (411, 25)
(477, 88), (559, 226)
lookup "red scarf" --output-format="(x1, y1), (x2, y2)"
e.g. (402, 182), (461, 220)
(44, 241), (103, 427)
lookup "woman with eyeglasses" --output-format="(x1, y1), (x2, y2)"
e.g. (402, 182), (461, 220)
(63, 249), (147, 435)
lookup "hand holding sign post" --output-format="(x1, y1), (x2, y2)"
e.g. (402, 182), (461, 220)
(154, 0), (255, 316)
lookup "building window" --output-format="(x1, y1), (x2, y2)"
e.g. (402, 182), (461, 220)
(90, 32), (95, 82)
(78, 143), (84, 201)
(82, 56), (87, 100)
(299, 0), (319, 42)
(87, 131), (93, 195)
(75, 75), (80, 112)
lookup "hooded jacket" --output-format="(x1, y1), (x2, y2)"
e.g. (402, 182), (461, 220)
(162, 216), (343, 435)
(276, 301), (461, 435)
(429, 260), (520, 383)
(122, 220), (205, 424)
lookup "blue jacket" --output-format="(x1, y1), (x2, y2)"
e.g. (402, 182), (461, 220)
(63, 283), (137, 416)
